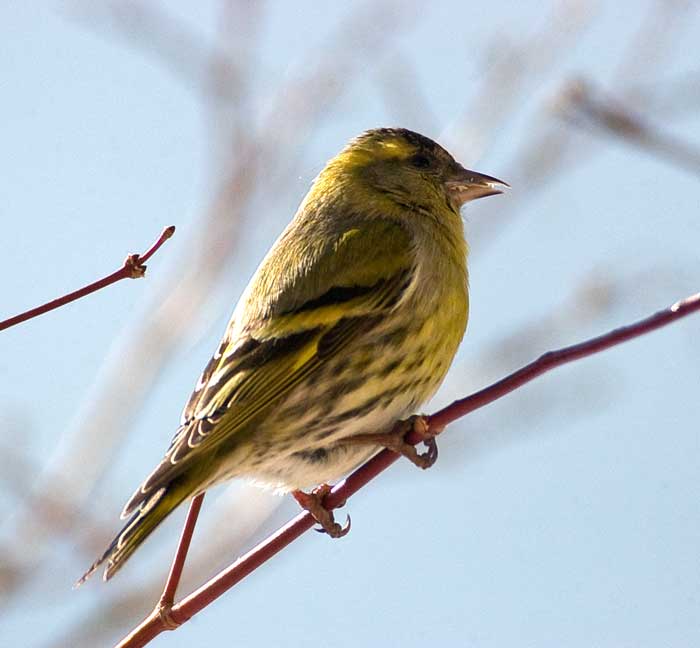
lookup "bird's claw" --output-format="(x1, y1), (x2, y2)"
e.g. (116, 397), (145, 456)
(313, 513), (351, 537)
(341, 415), (439, 470)
(387, 430), (438, 469)
(292, 484), (351, 538)
(388, 415), (439, 469)
(413, 436), (438, 469)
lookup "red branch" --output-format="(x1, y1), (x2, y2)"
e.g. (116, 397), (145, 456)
(0, 226), (175, 332)
(158, 493), (204, 615)
(115, 291), (700, 648)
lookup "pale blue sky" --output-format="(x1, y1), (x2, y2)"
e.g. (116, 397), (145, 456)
(2, 2), (699, 647)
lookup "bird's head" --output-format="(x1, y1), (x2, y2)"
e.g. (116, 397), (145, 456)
(320, 128), (508, 216)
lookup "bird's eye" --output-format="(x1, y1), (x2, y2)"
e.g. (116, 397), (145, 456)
(409, 154), (431, 169)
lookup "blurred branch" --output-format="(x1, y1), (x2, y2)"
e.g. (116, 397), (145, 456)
(67, 1), (241, 101)
(463, 0), (692, 251)
(449, 0), (593, 161)
(114, 291), (700, 648)
(557, 79), (700, 175)
(0, 440), (110, 552)
(0, 226), (174, 332)
(612, 0), (694, 85)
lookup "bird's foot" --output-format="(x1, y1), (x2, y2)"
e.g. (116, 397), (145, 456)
(343, 415), (438, 469)
(292, 484), (351, 538)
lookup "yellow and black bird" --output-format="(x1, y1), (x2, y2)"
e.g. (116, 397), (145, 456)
(79, 127), (507, 583)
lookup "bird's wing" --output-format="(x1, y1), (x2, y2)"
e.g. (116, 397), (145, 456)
(122, 218), (413, 517)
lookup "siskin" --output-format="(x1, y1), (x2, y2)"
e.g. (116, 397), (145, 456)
(79, 127), (507, 583)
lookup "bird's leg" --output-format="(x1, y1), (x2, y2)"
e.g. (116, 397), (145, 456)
(342, 415), (438, 469)
(291, 484), (351, 538)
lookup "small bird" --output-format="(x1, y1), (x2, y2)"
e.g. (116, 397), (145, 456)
(78, 127), (507, 584)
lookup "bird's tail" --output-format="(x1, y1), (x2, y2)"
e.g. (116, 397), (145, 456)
(76, 483), (190, 586)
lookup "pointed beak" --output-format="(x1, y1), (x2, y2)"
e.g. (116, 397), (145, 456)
(445, 166), (509, 208)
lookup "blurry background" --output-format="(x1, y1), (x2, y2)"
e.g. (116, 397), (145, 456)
(1, 1), (699, 646)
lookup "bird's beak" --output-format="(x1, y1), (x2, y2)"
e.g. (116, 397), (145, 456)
(445, 165), (509, 208)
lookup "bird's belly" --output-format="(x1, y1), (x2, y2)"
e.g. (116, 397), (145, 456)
(247, 443), (380, 492)
(208, 307), (465, 492)
(223, 393), (412, 491)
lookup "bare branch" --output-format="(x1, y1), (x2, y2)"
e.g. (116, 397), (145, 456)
(0, 226), (175, 332)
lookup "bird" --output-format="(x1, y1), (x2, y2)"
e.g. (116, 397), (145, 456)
(78, 127), (507, 584)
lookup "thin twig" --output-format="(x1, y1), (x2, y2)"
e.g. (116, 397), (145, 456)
(114, 291), (700, 648)
(157, 494), (204, 616)
(0, 226), (175, 332)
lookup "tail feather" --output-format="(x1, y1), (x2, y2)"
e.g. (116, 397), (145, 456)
(121, 457), (174, 520)
(76, 485), (188, 586)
